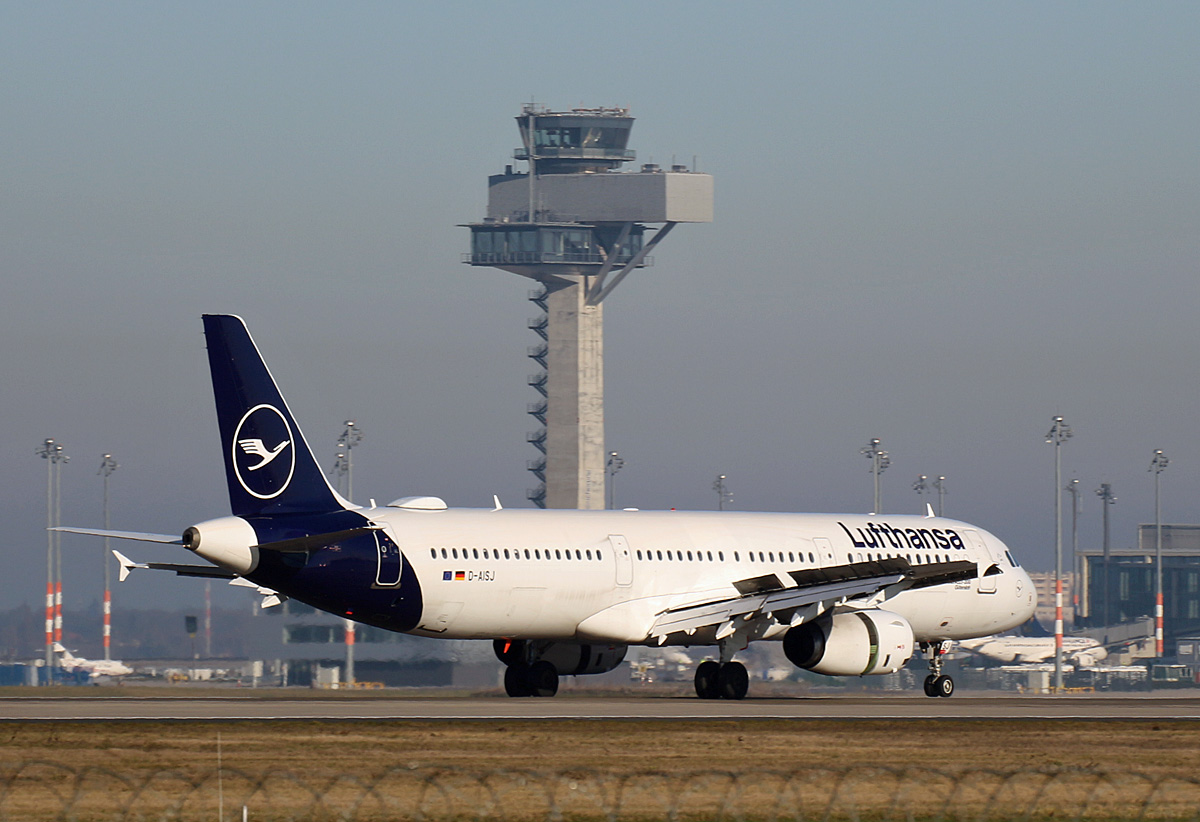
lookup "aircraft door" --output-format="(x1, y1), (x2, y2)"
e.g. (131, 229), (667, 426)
(964, 530), (998, 593)
(375, 531), (403, 587)
(609, 535), (633, 587)
(814, 537), (836, 567)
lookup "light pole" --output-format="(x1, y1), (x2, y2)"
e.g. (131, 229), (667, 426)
(1066, 478), (1080, 622)
(860, 438), (889, 514)
(912, 475), (928, 512)
(98, 454), (118, 660)
(1095, 483), (1116, 627)
(335, 420), (363, 502)
(606, 451), (624, 510)
(37, 439), (68, 678)
(1150, 450), (1169, 657)
(713, 474), (732, 511)
(1045, 416), (1072, 693)
(932, 476), (947, 517)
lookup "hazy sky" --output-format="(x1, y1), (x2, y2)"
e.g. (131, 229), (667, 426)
(3, 2), (1198, 617)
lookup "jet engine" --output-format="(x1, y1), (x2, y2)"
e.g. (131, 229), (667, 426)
(183, 516), (259, 574)
(493, 639), (628, 675)
(783, 609), (914, 676)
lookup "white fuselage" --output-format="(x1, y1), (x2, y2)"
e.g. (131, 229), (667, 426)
(367, 507), (1036, 646)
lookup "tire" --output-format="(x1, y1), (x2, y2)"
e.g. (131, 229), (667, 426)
(923, 674), (939, 698)
(529, 660), (559, 697)
(694, 660), (721, 699)
(718, 661), (749, 701)
(504, 663), (532, 697)
(936, 675), (955, 698)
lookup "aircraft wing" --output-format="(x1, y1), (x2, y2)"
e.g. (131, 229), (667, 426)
(52, 527), (183, 544)
(648, 557), (978, 643)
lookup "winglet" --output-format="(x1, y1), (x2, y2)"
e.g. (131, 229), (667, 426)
(925, 504), (936, 518)
(492, 495), (503, 511)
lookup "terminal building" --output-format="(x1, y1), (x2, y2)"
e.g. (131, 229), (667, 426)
(1077, 523), (1200, 653)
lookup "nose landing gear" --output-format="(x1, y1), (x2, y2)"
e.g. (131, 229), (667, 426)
(921, 641), (954, 697)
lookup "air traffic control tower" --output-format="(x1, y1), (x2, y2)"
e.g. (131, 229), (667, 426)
(464, 105), (713, 509)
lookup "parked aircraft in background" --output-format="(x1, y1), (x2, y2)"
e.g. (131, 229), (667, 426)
(57, 315), (1036, 700)
(52, 643), (133, 677)
(956, 635), (1107, 668)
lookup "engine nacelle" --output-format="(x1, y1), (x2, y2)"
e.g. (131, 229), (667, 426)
(183, 516), (259, 574)
(783, 609), (914, 676)
(493, 639), (628, 676)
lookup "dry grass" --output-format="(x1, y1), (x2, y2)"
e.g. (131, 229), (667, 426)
(0, 718), (1196, 777)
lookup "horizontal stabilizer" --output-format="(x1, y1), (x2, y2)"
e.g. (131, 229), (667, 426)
(112, 550), (235, 581)
(54, 527), (182, 544)
(253, 526), (382, 554)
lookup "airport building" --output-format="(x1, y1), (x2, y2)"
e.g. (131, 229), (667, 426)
(1077, 524), (1200, 653)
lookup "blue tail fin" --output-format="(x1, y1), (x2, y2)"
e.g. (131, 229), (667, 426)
(202, 314), (348, 517)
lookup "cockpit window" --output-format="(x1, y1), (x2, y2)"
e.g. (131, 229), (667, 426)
(1005, 550), (1020, 567)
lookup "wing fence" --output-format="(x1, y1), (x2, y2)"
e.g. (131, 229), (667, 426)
(4, 762), (1200, 820)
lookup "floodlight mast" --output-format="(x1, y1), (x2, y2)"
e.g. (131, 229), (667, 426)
(36, 439), (68, 678)
(1095, 482), (1116, 627)
(1150, 450), (1169, 656)
(606, 451), (624, 510)
(912, 475), (928, 512)
(860, 438), (889, 514)
(932, 476), (947, 517)
(713, 474), (732, 511)
(1066, 478), (1080, 618)
(464, 105), (712, 509)
(98, 454), (118, 660)
(1045, 416), (1072, 693)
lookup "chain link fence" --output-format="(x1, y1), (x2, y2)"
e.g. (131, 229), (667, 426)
(4, 763), (1200, 820)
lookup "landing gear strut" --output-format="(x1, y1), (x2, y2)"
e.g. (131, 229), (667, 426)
(921, 641), (954, 698)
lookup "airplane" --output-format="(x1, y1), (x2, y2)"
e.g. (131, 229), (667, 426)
(52, 643), (134, 677)
(57, 314), (1037, 700)
(955, 635), (1107, 668)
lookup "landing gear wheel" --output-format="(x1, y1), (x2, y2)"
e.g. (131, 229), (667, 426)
(923, 674), (939, 698)
(528, 661), (559, 697)
(695, 660), (721, 699)
(935, 675), (954, 698)
(504, 663), (532, 697)
(717, 661), (749, 701)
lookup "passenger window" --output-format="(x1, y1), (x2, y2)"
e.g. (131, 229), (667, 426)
(734, 552), (740, 561)
(452, 548), (459, 559)
(473, 549), (479, 560)
(596, 551), (603, 560)
(718, 551), (724, 561)
(656, 550), (663, 560)
(636, 550), (642, 560)
(576, 550), (582, 560)
(555, 549), (562, 560)
(687, 551), (693, 561)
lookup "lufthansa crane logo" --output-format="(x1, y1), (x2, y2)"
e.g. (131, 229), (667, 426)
(231, 404), (295, 500)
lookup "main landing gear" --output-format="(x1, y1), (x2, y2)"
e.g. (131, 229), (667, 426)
(504, 660), (559, 698)
(921, 641), (954, 698)
(694, 660), (749, 700)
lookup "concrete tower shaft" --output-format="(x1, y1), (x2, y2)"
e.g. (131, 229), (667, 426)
(464, 105), (712, 509)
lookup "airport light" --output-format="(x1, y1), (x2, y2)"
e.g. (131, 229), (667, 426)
(606, 451), (624, 510)
(37, 439), (68, 678)
(713, 474), (732, 511)
(98, 454), (118, 660)
(1065, 479), (1080, 621)
(1045, 416), (1072, 692)
(912, 475), (928, 512)
(335, 420), (363, 502)
(1095, 483), (1116, 627)
(1150, 450), (1169, 656)
(932, 476), (947, 517)
(860, 438), (889, 514)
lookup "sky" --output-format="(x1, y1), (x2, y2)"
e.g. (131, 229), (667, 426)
(2, 2), (1198, 618)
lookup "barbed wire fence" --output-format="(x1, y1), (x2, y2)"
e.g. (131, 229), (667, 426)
(4, 763), (1200, 820)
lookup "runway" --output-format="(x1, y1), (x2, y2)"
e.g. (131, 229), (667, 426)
(3, 694), (1200, 721)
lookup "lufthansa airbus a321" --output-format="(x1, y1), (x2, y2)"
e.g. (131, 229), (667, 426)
(59, 315), (1037, 699)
